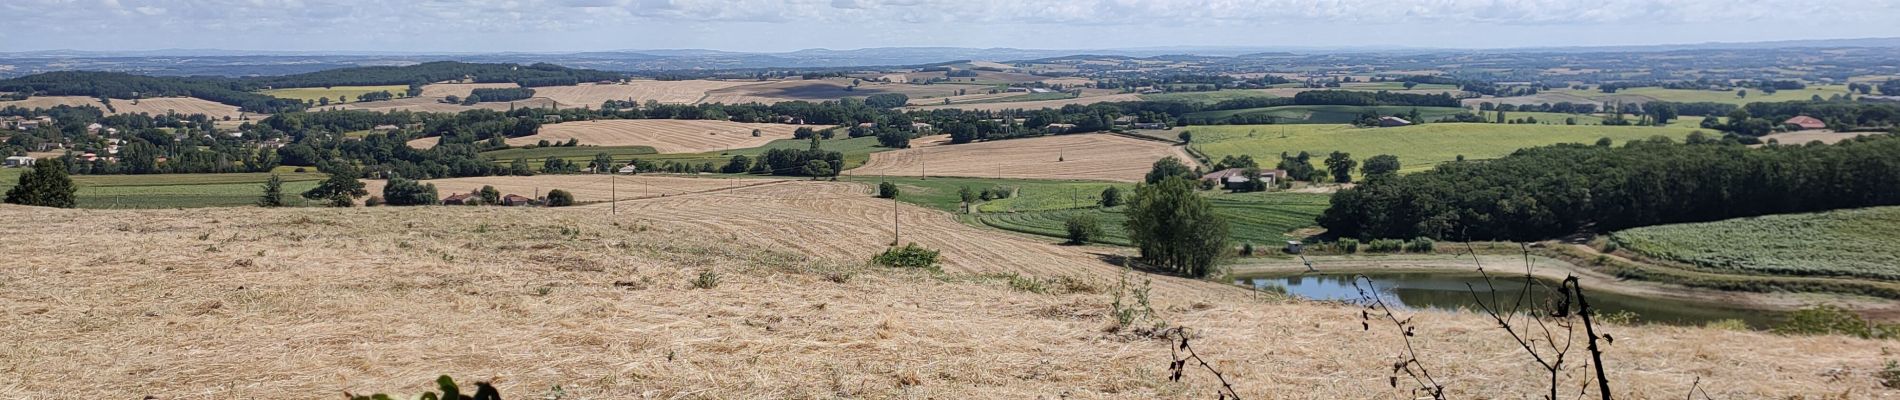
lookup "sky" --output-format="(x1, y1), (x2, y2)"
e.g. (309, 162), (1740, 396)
(2, 0), (1897, 53)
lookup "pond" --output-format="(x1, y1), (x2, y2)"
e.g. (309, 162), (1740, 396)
(1236, 272), (1784, 329)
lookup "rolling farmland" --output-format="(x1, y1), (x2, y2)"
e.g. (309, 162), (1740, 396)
(363, 174), (787, 205)
(975, 191), (1330, 246)
(1185, 105), (1468, 124)
(0, 171), (328, 209)
(904, 93), (1142, 111)
(0, 96), (250, 120)
(1611, 206), (1900, 280)
(844, 133), (1195, 182)
(418, 82), (520, 98)
(503, 120), (805, 153)
(260, 85), (409, 103)
(536, 80), (761, 106)
(1187, 123), (1702, 174)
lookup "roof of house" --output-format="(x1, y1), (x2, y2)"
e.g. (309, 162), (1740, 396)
(443, 193), (475, 202)
(1784, 115), (1826, 129)
(1380, 116), (1412, 124)
(503, 194), (533, 202)
(4, 156), (33, 161)
(1201, 168), (1248, 180)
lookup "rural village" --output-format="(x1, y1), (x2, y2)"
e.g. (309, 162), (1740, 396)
(4, 1), (1900, 398)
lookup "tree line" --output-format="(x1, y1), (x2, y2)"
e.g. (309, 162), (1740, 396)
(1319, 135), (1900, 241)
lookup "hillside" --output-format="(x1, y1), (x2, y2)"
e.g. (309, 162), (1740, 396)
(1187, 123), (1702, 174)
(0, 192), (1889, 398)
(1613, 206), (1900, 280)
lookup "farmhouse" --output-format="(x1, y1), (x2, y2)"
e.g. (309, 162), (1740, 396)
(617, 164), (639, 174)
(442, 192), (480, 205)
(1784, 115), (1826, 130)
(1200, 168), (1285, 190)
(1112, 116), (1139, 126)
(1132, 122), (1169, 130)
(1378, 116), (1413, 127)
(501, 194), (536, 206)
(3, 156), (34, 167)
(371, 124), (400, 131)
(1045, 123), (1077, 134)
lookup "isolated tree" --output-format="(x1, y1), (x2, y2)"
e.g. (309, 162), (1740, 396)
(1124, 177), (1230, 278)
(302, 168), (367, 207)
(1099, 186), (1124, 208)
(958, 186), (977, 204)
(4, 159), (76, 208)
(877, 181), (900, 198)
(1177, 130), (1193, 143)
(381, 175), (439, 206)
(793, 127), (816, 139)
(1595, 137), (1615, 147)
(876, 130), (911, 148)
(1065, 214), (1103, 245)
(1144, 157), (1197, 184)
(1324, 151), (1357, 183)
(751, 128), (763, 137)
(257, 174), (287, 207)
(478, 185), (501, 204)
(1360, 155), (1401, 179)
(545, 189), (574, 207)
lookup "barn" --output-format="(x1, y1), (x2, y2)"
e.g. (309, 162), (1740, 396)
(1783, 116), (1826, 130)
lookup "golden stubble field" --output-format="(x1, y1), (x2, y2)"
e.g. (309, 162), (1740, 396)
(362, 174), (788, 204)
(504, 119), (805, 153)
(844, 133), (1199, 182)
(0, 179), (1890, 398)
(0, 95), (249, 120)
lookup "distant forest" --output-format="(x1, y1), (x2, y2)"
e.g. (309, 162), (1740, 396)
(0, 62), (624, 113)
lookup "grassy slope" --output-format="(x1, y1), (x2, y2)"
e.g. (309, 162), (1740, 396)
(1186, 123), (1701, 174)
(1138, 90), (1278, 104)
(483, 135), (892, 171)
(974, 191), (1330, 246)
(1612, 207), (1900, 281)
(1185, 105), (1467, 123)
(260, 85), (410, 103)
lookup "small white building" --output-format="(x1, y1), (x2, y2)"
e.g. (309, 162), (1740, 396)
(617, 164), (639, 174)
(5, 156), (36, 167)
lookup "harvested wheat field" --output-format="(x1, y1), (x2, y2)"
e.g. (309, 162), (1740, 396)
(905, 93), (1142, 111)
(363, 174), (788, 204)
(419, 82), (521, 98)
(307, 96), (557, 114)
(0, 95), (104, 110)
(845, 133), (1197, 182)
(536, 80), (762, 107)
(0, 199), (1888, 398)
(114, 97), (247, 120)
(505, 119), (803, 153)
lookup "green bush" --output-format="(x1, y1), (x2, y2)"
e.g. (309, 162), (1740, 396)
(877, 181), (900, 198)
(1367, 239), (1404, 253)
(873, 243), (942, 273)
(1772, 304), (1893, 339)
(381, 175), (439, 206)
(1099, 186), (1124, 208)
(546, 189), (574, 207)
(1405, 237), (1435, 253)
(1064, 215), (1103, 245)
(1601, 239), (1620, 253)
(1883, 360), (1900, 389)
(1338, 238), (1360, 254)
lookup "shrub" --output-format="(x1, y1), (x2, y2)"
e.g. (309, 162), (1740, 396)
(347, 375), (499, 400)
(1240, 242), (1255, 256)
(363, 196), (385, 207)
(1367, 239), (1405, 253)
(1099, 186), (1124, 208)
(546, 189), (574, 207)
(380, 175), (439, 206)
(1601, 239), (1620, 253)
(1772, 304), (1891, 339)
(691, 271), (721, 289)
(877, 181), (900, 198)
(1064, 214), (1103, 245)
(873, 243), (942, 272)
(4, 159), (76, 208)
(1405, 237), (1435, 253)
(1338, 238), (1360, 254)
(1883, 360), (1900, 389)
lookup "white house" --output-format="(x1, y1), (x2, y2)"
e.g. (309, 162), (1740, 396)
(3, 156), (34, 167)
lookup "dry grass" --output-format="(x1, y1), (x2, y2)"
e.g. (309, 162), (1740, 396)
(362, 174), (787, 204)
(537, 81), (761, 107)
(0, 189), (1888, 398)
(905, 93), (1142, 111)
(305, 96), (555, 114)
(504, 120), (804, 153)
(844, 133), (1197, 182)
(0, 95), (105, 110)
(419, 82), (521, 98)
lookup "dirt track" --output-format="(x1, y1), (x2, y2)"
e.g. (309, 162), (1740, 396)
(843, 133), (1199, 182)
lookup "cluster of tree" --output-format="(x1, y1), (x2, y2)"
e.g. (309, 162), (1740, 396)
(1739, 100), (1899, 131)
(749, 147), (843, 177)
(1478, 102), (1600, 114)
(355, 91), (396, 102)
(1319, 136), (1900, 241)
(0, 71), (305, 113)
(862, 93), (910, 108)
(1292, 90), (1461, 107)
(1124, 175), (1229, 278)
(252, 61), (621, 88)
(462, 88), (536, 104)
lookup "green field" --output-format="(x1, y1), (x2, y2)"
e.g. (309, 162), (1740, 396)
(1185, 123), (1703, 174)
(1548, 85), (1852, 106)
(1138, 90), (1278, 104)
(1481, 111), (1606, 125)
(975, 191), (1331, 246)
(2, 170), (329, 209)
(261, 85), (410, 103)
(1186, 105), (1468, 124)
(840, 176), (1126, 213)
(1340, 82), (1461, 91)
(1611, 207), (1900, 281)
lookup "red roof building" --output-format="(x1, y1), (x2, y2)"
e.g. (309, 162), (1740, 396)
(1784, 116), (1826, 130)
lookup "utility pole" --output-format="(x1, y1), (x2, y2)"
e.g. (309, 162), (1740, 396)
(611, 172), (616, 215)
(892, 192), (900, 246)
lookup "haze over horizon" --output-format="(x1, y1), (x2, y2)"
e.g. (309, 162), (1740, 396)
(4, 0), (1898, 54)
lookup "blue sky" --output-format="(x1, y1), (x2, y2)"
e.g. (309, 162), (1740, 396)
(2, 0), (1896, 52)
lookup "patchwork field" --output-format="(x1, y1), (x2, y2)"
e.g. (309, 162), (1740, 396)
(260, 85), (409, 103)
(536, 80), (761, 106)
(1612, 206), (1900, 281)
(905, 93), (1142, 111)
(502, 120), (804, 153)
(303, 96), (552, 114)
(1479, 85), (1854, 106)
(1185, 105), (1468, 124)
(363, 174), (787, 205)
(1187, 123), (1703, 174)
(843, 133), (1196, 182)
(0, 96), (249, 120)
(418, 82), (520, 98)
(0, 194), (1882, 398)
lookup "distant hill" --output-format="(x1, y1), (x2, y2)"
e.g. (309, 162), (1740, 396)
(0, 61), (625, 113)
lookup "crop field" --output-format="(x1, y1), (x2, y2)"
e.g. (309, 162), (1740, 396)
(840, 176), (1131, 213)
(481, 145), (658, 161)
(1187, 123), (1702, 174)
(975, 191), (1330, 246)
(514, 135), (892, 171)
(504, 120), (804, 153)
(0, 171), (327, 209)
(904, 93), (1142, 111)
(1185, 105), (1468, 123)
(0, 96), (249, 120)
(844, 133), (1194, 182)
(1612, 206), (1900, 281)
(1494, 85), (1854, 106)
(1480, 111), (1606, 125)
(307, 96), (546, 114)
(1138, 90), (1278, 104)
(537, 80), (762, 106)
(697, 79), (981, 105)
(418, 82), (520, 98)
(260, 85), (409, 103)
(363, 174), (786, 205)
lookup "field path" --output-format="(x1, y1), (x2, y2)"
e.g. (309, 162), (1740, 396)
(844, 133), (1198, 182)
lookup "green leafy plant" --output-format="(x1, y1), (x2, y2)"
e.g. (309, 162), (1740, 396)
(872, 243), (942, 273)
